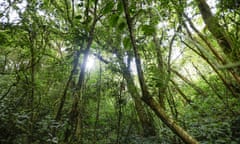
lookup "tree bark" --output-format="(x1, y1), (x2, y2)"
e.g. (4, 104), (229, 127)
(195, 0), (239, 62)
(55, 50), (81, 122)
(118, 54), (156, 137)
(183, 13), (240, 84)
(171, 68), (207, 97)
(71, 0), (99, 141)
(94, 51), (157, 137)
(122, 0), (199, 143)
(195, 0), (240, 84)
(143, 97), (198, 144)
(195, 0), (232, 53)
(28, 29), (35, 144)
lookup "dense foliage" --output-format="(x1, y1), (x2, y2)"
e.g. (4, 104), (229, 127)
(0, 0), (240, 143)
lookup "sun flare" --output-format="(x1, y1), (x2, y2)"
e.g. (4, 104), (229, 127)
(86, 55), (95, 71)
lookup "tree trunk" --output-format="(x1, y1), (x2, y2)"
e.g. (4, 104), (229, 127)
(195, 0), (240, 83)
(195, 0), (233, 55)
(55, 50), (81, 122)
(71, 10), (98, 142)
(122, 0), (199, 143)
(171, 68), (207, 97)
(118, 54), (156, 137)
(28, 26), (36, 144)
(142, 97), (198, 144)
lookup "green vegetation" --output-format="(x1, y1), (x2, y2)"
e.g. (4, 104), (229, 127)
(0, 0), (240, 143)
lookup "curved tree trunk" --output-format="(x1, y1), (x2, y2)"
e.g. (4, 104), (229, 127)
(196, 0), (240, 87)
(117, 54), (156, 137)
(195, 0), (234, 56)
(122, 0), (199, 143)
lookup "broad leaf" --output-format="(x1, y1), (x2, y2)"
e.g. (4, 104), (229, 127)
(141, 25), (156, 36)
(108, 14), (119, 27)
(102, 1), (115, 15)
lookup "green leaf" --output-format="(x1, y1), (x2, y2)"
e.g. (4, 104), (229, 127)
(102, 1), (115, 15)
(141, 25), (156, 36)
(117, 1), (123, 13)
(109, 14), (119, 27)
(118, 20), (126, 31)
(148, 41), (156, 50)
(123, 37), (131, 49)
(0, 30), (10, 45)
(75, 15), (82, 19)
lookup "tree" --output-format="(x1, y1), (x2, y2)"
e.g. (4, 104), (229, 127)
(0, 0), (239, 143)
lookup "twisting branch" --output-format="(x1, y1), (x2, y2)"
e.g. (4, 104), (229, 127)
(121, 0), (150, 99)
(121, 0), (199, 143)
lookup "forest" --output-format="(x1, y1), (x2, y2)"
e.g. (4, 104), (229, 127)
(0, 0), (240, 143)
